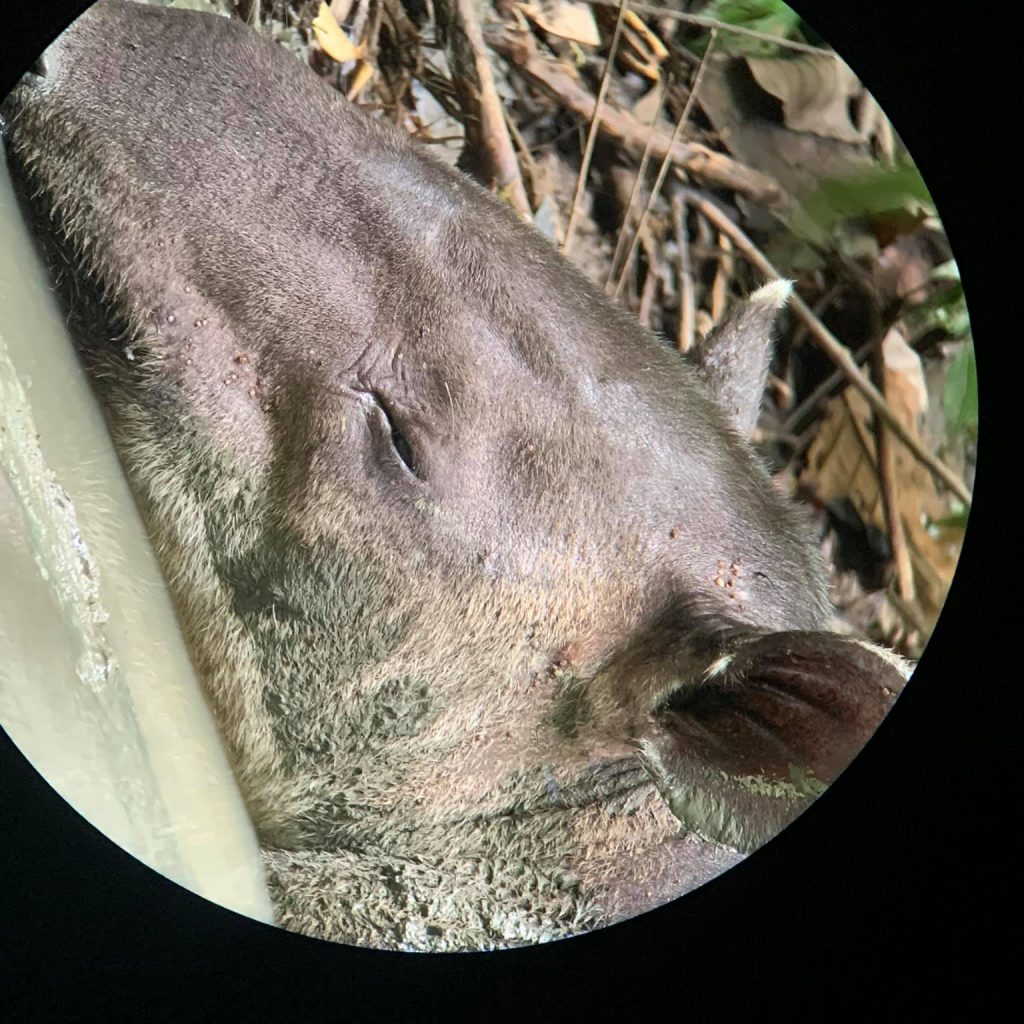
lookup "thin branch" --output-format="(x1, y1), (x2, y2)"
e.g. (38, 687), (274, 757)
(503, 106), (542, 209)
(670, 189), (695, 353)
(563, 0), (631, 255)
(605, 78), (670, 294)
(710, 232), (732, 322)
(780, 335), (879, 437)
(681, 187), (972, 506)
(612, 28), (717, 302)
(580, 1), (837, 57)
(434, 0), (531, 219)
(486, 28), (786, 208)
(872, 346), (916, 605)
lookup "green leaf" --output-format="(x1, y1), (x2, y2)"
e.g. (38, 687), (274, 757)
(943, 343), (978, 441)
(928, 509), (970, 533)
(788, 161), (935, 244)
(931, 259), (961, 283)
(906, 262), (971, 340)
(701, 0), (803, 54)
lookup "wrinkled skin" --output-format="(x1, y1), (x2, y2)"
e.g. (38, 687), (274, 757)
(1, 0), (908, 951)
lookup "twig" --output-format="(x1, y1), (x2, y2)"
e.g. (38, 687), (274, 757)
(787, 281), (842, 352)
(885, 587), (929, 645)
(605, 78), (669, 294)
(780, 335), (879, 437)
(670, 190), (695, 353)
(681, 186), (972, 506)
(563, 0), (631, 255)
(487, 28), (787, 208)
(503, 107), (542, 210)
(710, 232), (732, 322)
(434, 0), (531, 218)
(611, 28), (717, 301)
(580, 1), (837, 58)
(637, 232), (660, 327)
(872, 346), (916, 605)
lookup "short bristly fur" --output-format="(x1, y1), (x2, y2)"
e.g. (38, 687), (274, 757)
(2, 0), (909, 951)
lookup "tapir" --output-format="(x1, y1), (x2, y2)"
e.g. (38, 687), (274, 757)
(1, 0), (909, 951)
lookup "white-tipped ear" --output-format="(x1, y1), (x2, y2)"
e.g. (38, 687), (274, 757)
(748, 278), (793, 310)
(638, 630), (909, 852)
(693, 281), (792, 436)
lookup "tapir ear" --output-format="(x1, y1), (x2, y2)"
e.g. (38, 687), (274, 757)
(637, 631), (910, 853)
(694, 280), (792, 436)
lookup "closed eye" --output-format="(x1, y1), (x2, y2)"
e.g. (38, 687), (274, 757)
(373, 391), (418, 477)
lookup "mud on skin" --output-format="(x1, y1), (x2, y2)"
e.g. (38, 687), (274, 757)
(1, 0), (910, 951)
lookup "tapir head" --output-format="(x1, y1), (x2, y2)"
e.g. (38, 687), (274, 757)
(2, 0), (908, 950)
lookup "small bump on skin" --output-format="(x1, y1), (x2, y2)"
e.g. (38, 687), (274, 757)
(2, 0), (909, 951)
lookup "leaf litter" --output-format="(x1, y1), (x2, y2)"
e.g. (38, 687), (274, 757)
(164, 0), (975, 658)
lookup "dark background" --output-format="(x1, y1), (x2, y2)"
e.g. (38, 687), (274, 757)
(0, 1), (1008, 1018)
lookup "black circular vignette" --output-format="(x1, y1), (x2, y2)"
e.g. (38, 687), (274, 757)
(0, 0), (1009, 1018)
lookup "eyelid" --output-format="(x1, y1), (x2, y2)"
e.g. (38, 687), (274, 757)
(368, 391), (419, 477)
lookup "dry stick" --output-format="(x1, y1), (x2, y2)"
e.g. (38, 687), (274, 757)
(787, 281), (841, 353)
(605, 78), (670, 295)
(580, 1), (837, 58)
(710, 232), (733, 322)
(872, 348), (917, 606)
(670, 190), (695, 353)
(564, 0), (632, 256)
(637, 233), (660, 326)
(886, 585), (930, 644)
(434, 0), (531, 219)
(780, 336), (879, 437)
(682, 186), (972, 506)
(612, 29), (717, 303)
(503, 108), (542, 210)
(487, 29), (786, 207)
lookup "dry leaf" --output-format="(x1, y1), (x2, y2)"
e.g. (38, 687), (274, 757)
(698, 55), (872, 200)
(802, 355), (960, 630)
(881, 327), (927, 427)
(621, 48), (661, 83)
(745, 54), (865, 143)
(520, 2), (601, 47)
(633, 81), (665, 126)
(312, 1), (363, 63)
(623, 10), (668, 59)
(347, 59), (374, 101)
(329, 0), (355, 22)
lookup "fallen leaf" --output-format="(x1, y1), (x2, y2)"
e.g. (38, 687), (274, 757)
(801, 348), (961, 629)
(624, 11), (668, 59)
(881, 326), (927, 428)
(698, 55), (873, 201)
(347, 59), (374, 101)
(632, 81), (666, 126)
(312, 1), (363, 63)
(520, 2), (601, 47)
(745, 54), (865, 143)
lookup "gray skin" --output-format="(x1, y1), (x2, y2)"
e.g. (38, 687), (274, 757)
(2, 0), (907, 952)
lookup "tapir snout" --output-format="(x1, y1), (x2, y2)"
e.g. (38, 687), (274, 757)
(1, 0), (909, 951)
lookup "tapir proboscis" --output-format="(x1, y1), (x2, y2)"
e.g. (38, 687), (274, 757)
(1, 0), (910, 951)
